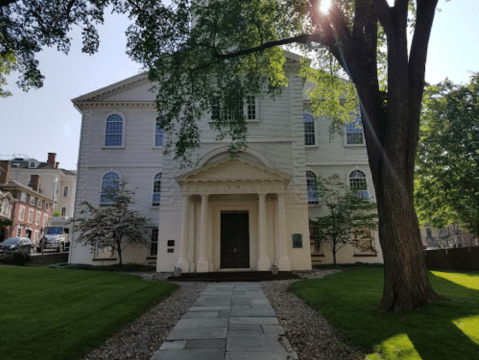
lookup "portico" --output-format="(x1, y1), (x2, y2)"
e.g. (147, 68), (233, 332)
(175, 158), (294, 273)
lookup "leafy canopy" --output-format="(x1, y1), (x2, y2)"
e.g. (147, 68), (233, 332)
(415, 73), (479, 235)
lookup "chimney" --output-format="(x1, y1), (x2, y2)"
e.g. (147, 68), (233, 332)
(0, 161), (10, 184)
(30, 175), (40, 192)
(47, 153), (56, 167)
(55, 162), (59, 169)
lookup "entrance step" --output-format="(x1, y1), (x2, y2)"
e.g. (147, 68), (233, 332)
(168, 271), (299, 282)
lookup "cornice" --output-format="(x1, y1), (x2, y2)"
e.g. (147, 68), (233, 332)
(74, 101), (157, 109)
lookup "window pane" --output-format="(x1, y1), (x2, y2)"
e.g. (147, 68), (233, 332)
(306, 171), (319, 203)
(100, 172), (120, 206)
(346, 113), (364, 145)
(247, 96), (256, 120)
(105, 114), (123, 146)
(150, 227), (159, 256)
(155, 126), (164, 147)
(152, 173), (161, 206)
(304, 114), (315, 146)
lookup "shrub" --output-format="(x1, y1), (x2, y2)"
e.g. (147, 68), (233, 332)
(0, 251), (31, 266)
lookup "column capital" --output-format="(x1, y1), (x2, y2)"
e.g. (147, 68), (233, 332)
(258, 192), (267, 198)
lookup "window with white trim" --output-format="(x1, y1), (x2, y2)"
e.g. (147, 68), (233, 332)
(29, 162), (35, 168)
(105, 114), (124, 147)
(19, 206), (25, 221)
(34, 230), (39, 241)
(346, 113), (364, 145)
(354, 226), (375, 255)
(16, 227), (22, 237)
(1, 199), (8, 216)
(35, 211), (41, 226)
(210, 92), (258, 122)
(306, 171), (319, 204)
(28, 209), (33, 223)
(152, 173), (161, 207)
(61, 207), (66, 216)
(304, 114), (316, 146)
(155, 125), (164, 147)
(37, 199), (42, 208)
(150, 227), (159, 256)
(63, 186), (68, 197)
(43, 214), (49, 227)
(21, 192), (26, 202)
(30, 196), (35, 206)
(100, 172), (120, 207)
(349, 170), (369, 199)
(96, 239), (114, 258)
(246, 96), (256, 120)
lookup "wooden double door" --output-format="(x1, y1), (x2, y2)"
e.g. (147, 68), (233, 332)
(220, 211), (250, 268)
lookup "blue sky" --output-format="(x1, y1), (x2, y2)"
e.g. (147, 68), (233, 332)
(0, 0), (477, 170)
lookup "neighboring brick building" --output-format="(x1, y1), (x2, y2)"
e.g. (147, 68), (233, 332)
(7, 153), (77, 218)
(0, 161), (53, 243)
(421, 222), (478, 249)
(0, 189), (17, 241)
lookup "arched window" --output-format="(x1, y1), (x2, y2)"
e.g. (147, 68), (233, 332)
(100, 172), (120, 206)
(346, 113), (364, 145)
(349, 170), (369, 199)
(152, 173), (161, 206)
(304, 114), (315, 146)
(105, 114), (124, 146)
(306, 171), (319, 204)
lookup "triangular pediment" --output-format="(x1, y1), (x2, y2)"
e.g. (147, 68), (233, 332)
(177, 158), (292, 184)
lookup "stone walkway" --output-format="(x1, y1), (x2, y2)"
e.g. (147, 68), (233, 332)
(150, 282), (298, 360)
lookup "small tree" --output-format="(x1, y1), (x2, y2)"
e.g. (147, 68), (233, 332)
(52, 210), (61, 217)
(74, 182), (153, 265)
(310, 175), (379, 265)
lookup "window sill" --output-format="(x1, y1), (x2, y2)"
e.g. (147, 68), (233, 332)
(353, 254), (377, 257)
(146, 256), (157, 260)
(305, 144), (319, 148)
(150, 206), (160, 210)
(102, 146), (125, 149)
(93, 258), (117, 261)
(246, 119), (261, 123)
(152, 146), (164, 150)
(311, 254), (325, 257)
(344, 143), (366, 147)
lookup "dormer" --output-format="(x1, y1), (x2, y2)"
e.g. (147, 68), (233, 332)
(27, 159), (39, 168)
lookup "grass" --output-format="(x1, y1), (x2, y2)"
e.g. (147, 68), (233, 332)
(290, 268), (479, 360)
(0, 265), (178, 360)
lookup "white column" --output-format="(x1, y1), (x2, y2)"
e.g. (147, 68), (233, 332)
(258, 193), (271, 271)
(197, 194), (209, 273)
(187, 200), (196, 273)
(277, 193), (291, 270)
(176, 195), (190, 272)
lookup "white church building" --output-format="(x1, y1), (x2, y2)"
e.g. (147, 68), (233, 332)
(69, 51), (383, 272)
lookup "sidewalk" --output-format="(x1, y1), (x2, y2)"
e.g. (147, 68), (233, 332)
(150, 282), (298, 360)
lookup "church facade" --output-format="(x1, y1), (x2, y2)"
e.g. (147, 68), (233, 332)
(69, 52), (383, 272)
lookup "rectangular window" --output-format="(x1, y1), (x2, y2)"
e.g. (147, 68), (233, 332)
(34, 230), (39, 242)
(63, 186), (68, 197)
(19, 206), (25, 221)
(43, 214), (49, 228)
(30, 196), (35, 206)
(105, 114), (123, 146)
(155, 125), (164, 147)
(45, 202), (49, 210)
(96, 239), (114, 258)
(37, 199), (42, 208)
(35, 211), (41, 226)
(346, 114), (364, 145)
(246, 96), (256, 120)
(354, 227), (376, 255)
(304, 114), (316, 146)
(21, 192), (26, 202)
(28, 209), (33, 223)
(61, 207), (66, 216)
(16, 227), (22, 237)
(150, 227), (159, 256)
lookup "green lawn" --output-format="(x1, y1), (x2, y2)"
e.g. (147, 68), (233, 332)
(0, 265), (178, 360)
(290, 269), (479, 360)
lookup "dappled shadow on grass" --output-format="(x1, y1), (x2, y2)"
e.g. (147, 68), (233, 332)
(289, 269), (479, 360)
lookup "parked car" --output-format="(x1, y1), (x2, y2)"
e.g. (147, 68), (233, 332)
(0, 237), (33, 254)
(36, 226), (70, 253)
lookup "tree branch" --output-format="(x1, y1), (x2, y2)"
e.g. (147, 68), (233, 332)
(376, 0), (393, 37)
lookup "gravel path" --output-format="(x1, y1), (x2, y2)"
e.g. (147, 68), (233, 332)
(82, 270), (361, 360)
(83, 273), (207, 360)
(261, 270), (361, 360)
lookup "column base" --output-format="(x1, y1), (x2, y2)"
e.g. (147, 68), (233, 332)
(278, 256), (291, 271)
(176, 258), (189, 273)
(189, 261), (196, 273)
(257, 256), (272, 271)
(197, 259), (209, 273)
